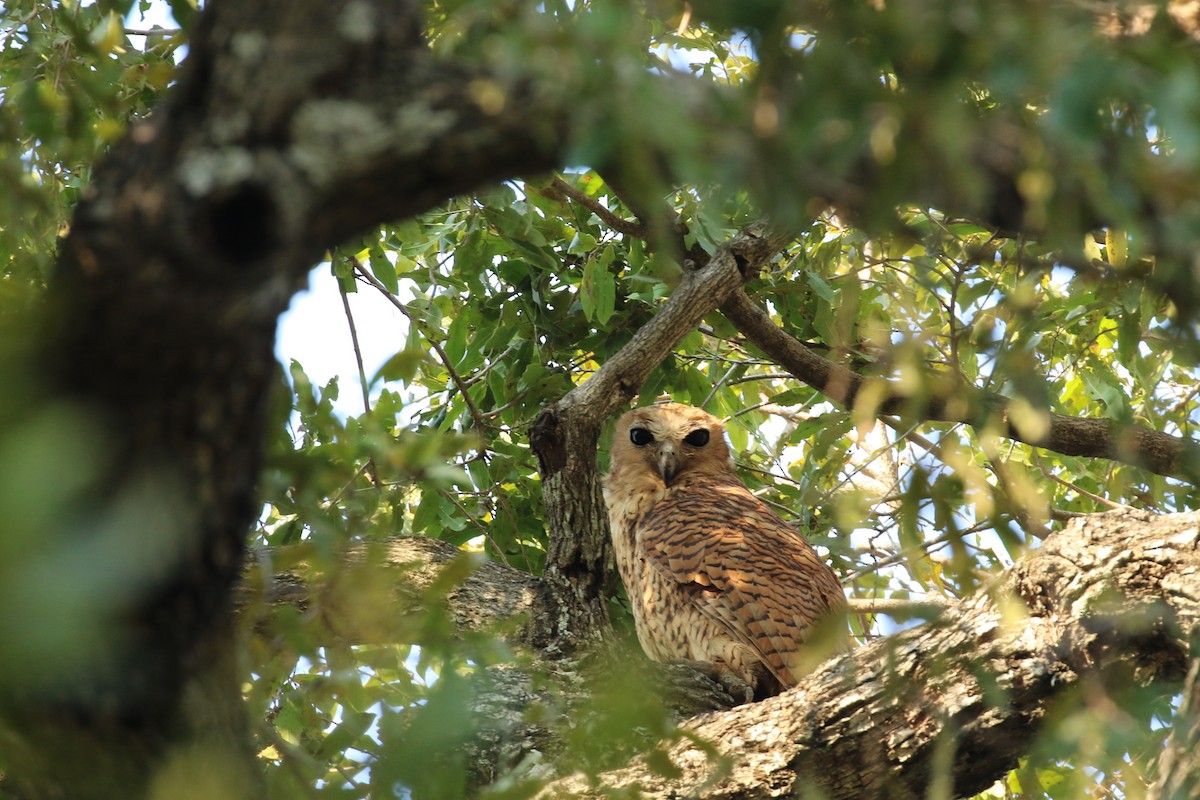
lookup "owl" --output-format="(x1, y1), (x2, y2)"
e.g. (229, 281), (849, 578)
(603, 402), (846, 701)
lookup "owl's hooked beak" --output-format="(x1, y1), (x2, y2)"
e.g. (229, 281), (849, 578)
(658, 444), (679, 484)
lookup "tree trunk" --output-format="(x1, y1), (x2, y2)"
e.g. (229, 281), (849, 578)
(5, 0), (1200, 797)
(1, 1), (565, 796)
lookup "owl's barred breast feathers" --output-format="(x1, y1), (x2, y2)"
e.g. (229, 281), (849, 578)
(602, 402), (847, 700)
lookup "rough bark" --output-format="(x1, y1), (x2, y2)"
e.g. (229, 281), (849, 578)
(239, 536), (540, 646)
(236, 511), (1200, 800)
(1150, 642), (1200, 800)
(541, 510), (1198, 799)
(2, 1), (568, 796)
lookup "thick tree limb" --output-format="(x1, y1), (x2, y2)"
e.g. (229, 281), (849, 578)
(159, 4), (569, 255)
(238, 536), (539, 646)
(238, 535), (946, 647)
(720, 289), (1200, 482)
(4, 1), (572, 796)
(542, 509), (1199, 799)
(237, 512), (1200, 800)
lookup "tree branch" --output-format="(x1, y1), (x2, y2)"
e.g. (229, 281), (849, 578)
(537, 177), (647, 238)
(557, 169), (1199, 484)
(542, 509), (1200, 799)
(238, 535), (953, 646)
(352, 259), (490, 432)
(7, 2), (572, 795)
(1150, 641), (1200, 800)
(20, 0), (1200, 796)
(237, 512), (1200, 800)
(239, 535), (539, 647)
(720, 289), (1200, 483)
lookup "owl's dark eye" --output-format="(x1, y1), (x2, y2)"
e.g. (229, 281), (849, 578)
(630, 427), (655, 446)
(684, 428), (710, 447)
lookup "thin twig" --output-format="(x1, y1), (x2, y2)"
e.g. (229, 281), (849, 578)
(719, 287), (1200, 482)
(846, 596), (952, 614)
(352, 261), (489, 432)
(256, 723), (324, 800)
(1036, 460), (1137, 512)
(847, 519), (993, 582)
(438, 489), (513, 568)
(723, 397), (779, 421)
(701, 362), (742, 409)
(463, 341), (522, 387)
(482, 391), (532, 420)
(338, 273), (380, 486)
(537, 176), (647, 237)
(594, 167), (709, 266)
(328, 461), (374, 507)
(338, 280), (373, 418)
(880, 416), (939, 453)
(728, 371), (795, 386)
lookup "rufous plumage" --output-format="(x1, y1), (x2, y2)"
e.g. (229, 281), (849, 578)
(603, 402), (846, 701)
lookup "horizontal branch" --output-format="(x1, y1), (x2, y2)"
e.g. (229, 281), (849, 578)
(239, 512), (1200, 800)
(846, 596), (950, 615)
(543, 509), (1200, 799)
(239, 539), (959, 644)
(720, 289), (1200, 482)
(238, 536), (539, 646)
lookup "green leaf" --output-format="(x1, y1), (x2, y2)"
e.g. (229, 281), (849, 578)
(580, 255), (616, 325)
(1116, 310), (1141, 367)
(1080, 369), (1131, 420)
(371, 253), (399, 294)
(412, 492), (442, 536)
(312, 710), (375, 761)
(644, 746), (682, 779)
(467, 458), (491, 492)
(332, 258), (357, 293)
(443, 312), (471, 366)
(374, 672), (473, 800)
(373, 348), (426, 386)
(1107, 228), (1128, 267)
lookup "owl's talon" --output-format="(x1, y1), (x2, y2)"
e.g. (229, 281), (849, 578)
(691, 661), (754, 704)
(669, 660), (753, 706)
(713, 670), (754, 705)
(651, 660), (740, 713)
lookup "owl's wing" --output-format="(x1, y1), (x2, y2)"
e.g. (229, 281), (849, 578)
(638, 480), (845, 686)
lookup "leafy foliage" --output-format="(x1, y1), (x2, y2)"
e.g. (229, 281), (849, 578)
(0, 0), (180, 291)
(3, 0), (1200, 798)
